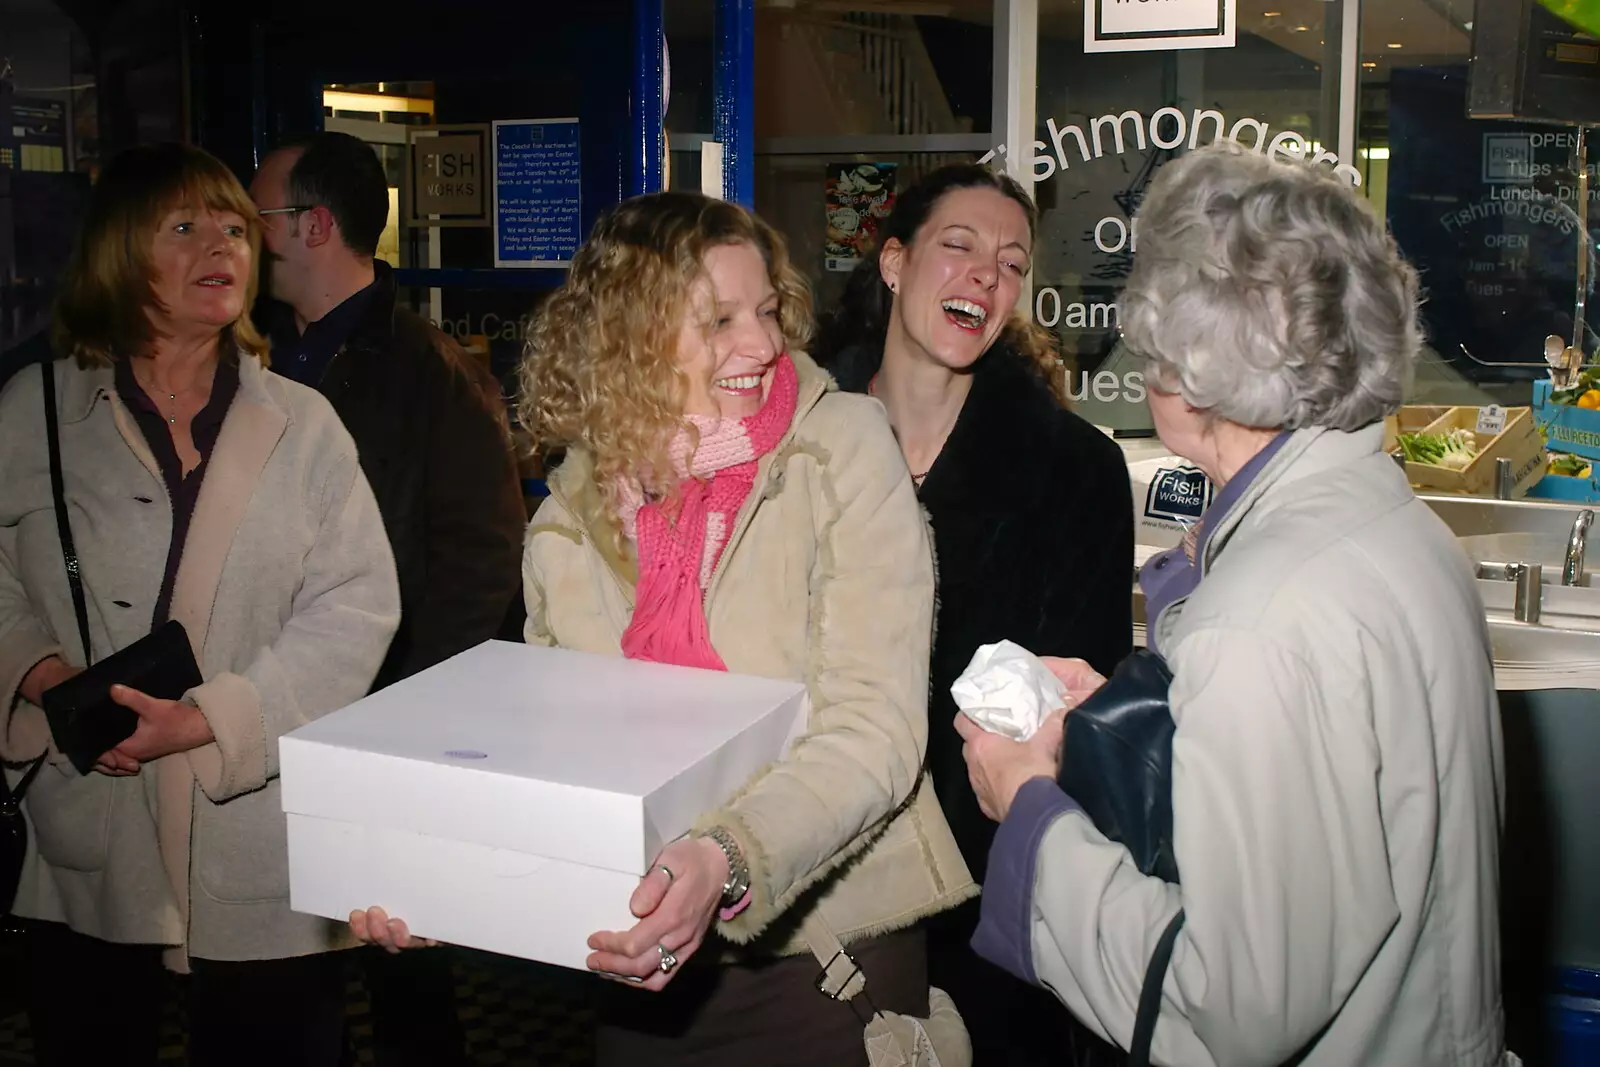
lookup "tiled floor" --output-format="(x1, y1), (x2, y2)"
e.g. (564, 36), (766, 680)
(0, 941), (597, 1066)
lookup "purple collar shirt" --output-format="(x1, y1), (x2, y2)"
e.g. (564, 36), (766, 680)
(1139, 433), (1293, 652)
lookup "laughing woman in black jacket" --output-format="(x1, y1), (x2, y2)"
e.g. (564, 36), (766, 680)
(815, 163), (1133, 1067)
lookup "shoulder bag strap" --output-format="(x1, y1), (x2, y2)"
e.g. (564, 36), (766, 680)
(1, 751), (45, 808)
(799, 769), (931, 1005)
(40, 362), (92, 665)
(802, 909), (870, 1003)
(1129, 909), (1187, 1067)
(5, 366), (79, 803)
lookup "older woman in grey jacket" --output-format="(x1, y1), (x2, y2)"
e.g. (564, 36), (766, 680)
(957, 143), (1508, 1066)
(0, 144), (398, 1066)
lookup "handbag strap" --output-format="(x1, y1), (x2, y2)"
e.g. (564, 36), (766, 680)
(0, 751), (45, 811)
(799, 768), (934, 1006)
(40, 362), (92, 665)
(802, 910), (870, 1003)
(2, 362), (85, 804)
(1129, 909), (1186, 1067)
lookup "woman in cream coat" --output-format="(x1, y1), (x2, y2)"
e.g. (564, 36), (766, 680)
(0, 144), (398, 1066)
(354, 191), (974, 1066)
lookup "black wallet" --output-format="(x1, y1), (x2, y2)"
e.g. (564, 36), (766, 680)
(41, 620), (203, 776)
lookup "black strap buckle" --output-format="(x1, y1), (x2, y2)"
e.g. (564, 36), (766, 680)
(814, 947), (883, 1025)
(813, 947), (861, 1001)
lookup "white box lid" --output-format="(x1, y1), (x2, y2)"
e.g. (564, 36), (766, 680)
(279, 640), (807, 875)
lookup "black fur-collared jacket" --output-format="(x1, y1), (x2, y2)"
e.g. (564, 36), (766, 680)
(827, 341), (1135, 874)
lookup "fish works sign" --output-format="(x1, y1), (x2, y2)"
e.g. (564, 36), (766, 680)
(1087, 0), (1236, 53)
(406, 125), (490, 227)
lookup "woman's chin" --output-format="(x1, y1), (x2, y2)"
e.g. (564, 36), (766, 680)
(923, 336), (989, 373)
(185, 306), (244, 332)
(716, 395), (763, 420)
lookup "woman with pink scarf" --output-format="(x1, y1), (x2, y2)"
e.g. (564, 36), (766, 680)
(350, 192), (974, 1065)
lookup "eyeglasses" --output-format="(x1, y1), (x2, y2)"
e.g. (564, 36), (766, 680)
(258, 205), (312, 218)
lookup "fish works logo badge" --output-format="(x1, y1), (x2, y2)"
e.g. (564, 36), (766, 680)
(1483, 134), (1533, 184)
(1145, 466), (1213, 523)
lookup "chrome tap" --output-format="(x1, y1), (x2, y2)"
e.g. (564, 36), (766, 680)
(1564, 509), (1594, 586)
(1507, 562), (1543, 624)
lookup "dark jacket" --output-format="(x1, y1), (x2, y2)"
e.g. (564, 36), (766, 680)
(259, 263), (527, 690)
(828, 342), (1135, 875)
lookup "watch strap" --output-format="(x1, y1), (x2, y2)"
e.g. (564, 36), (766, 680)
(700, 825), (750, 907)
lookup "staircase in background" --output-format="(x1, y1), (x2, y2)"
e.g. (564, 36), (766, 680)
(785, 11), (969, 137)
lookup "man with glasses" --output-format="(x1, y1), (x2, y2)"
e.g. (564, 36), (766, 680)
(250, 131), (525, 1067)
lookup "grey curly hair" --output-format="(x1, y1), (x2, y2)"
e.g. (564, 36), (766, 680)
(1120, 141), (1422, 432)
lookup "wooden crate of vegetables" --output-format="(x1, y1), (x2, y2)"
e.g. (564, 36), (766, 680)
(1533, 374), (1600, 461)
(1382, 406), (1453, 453)
(1394, 406), (1546, 497)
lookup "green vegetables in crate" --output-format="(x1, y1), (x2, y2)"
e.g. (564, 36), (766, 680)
(1398, 429), (1479, 470)
(1550, 453), (1594, 478)
(1548, 367), (1600, 407)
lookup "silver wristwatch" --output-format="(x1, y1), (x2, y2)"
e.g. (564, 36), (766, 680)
(698, 825), (751, 907)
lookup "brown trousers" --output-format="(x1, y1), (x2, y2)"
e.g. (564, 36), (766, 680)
(596, 927), (929, 1067)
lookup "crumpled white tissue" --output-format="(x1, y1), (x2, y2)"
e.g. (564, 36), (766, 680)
(950, 640), (1067, 742)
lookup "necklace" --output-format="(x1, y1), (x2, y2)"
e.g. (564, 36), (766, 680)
(133, 365), (199, 426)
(869, 373), (949, 487)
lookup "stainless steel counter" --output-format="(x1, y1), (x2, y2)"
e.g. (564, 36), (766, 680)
(1119, 436), (1600, 674)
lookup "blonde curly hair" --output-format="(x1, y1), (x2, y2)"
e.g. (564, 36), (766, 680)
(518, 192), (814, 524)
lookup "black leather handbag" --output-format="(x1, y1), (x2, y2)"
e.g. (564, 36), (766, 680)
(1057, 647), (1185, 1067)
(42, 619), (201, 775)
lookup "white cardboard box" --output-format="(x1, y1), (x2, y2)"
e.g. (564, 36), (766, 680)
(279, 640), (808, 970)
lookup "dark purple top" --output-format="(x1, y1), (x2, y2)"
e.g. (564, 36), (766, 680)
(1138, 432), (1293, 652)
(113, 355), (239, 629)
(972, 430), (1294, 982)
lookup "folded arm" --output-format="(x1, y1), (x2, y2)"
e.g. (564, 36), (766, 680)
(0, 524), (67, 765)
(977, 628), (1398, 1066)
(185, 451), (401, 801)
(702, 414), (936, 942)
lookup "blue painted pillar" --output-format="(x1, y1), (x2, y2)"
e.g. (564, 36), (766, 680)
(630, 0), (665, 197)
(186, 9), (268, 182)
(713, 0), (755, 208)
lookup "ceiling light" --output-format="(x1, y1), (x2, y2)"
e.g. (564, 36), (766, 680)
(1360, 147), (1391, 160)
(1387, 42), (1404, 48)
(322, 90), (434, 115)
(1294, 25), (1309, 32)
(1362, 61), (1377, 68)
(1263, 10), (1281, 15)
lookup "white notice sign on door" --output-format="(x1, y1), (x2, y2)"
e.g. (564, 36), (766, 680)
(1086, 0), (1236, 54)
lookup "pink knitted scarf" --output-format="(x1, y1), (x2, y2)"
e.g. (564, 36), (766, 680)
(616, 355), (799, 670)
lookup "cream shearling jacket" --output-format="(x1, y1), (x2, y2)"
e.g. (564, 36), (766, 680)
(0, 356), (400, 967)
(521, 351), (976, 955)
